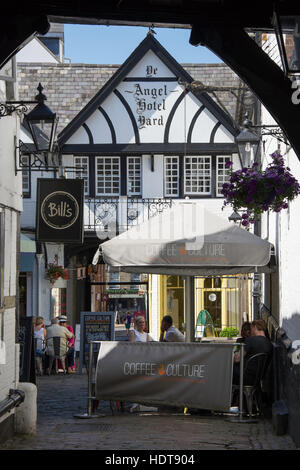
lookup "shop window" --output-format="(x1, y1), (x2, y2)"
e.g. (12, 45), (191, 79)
(96, 156), (120, 195)
(184, 156), (211, 195)
(127, 157), (141, 195)
(164, 156), (179, 197)
(75, 156), (89, 195)
(51, 288), (67, 317)
(163, 275), (184, 332)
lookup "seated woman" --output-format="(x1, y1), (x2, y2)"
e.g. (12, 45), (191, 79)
(129, 316), (153, 343)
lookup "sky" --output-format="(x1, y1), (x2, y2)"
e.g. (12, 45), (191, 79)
(64, 24), (223, 65)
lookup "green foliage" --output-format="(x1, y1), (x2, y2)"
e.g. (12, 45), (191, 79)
(219, 327), (239, 338)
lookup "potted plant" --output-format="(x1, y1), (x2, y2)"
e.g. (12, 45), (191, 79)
(45, 263), (69, 285)
(221, 152), (300, 227)
(219, 327), (239, 338)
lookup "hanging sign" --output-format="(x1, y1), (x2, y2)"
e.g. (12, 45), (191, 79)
(36, 178), (84, 243)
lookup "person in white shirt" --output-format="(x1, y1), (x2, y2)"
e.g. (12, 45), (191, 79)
(160, 315), (185, 342)
(129, 316), (153, 342)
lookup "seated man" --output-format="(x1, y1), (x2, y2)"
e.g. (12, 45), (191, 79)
(45, 317), (74, 373)
(233, 319), (272, 385)
(159, 315), (185, 342)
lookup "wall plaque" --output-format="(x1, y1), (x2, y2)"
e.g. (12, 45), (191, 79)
(36, 178), (84, 243)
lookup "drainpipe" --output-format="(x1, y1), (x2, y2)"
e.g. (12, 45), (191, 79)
(0, 389), (25, 418)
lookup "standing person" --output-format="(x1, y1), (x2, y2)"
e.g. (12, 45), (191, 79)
(124, 311), (132, 336)
(129, 316), (153, 342)
(34, 317), (46, 375)
(160, 315), (185, 342)
(58, 315), (75, 373)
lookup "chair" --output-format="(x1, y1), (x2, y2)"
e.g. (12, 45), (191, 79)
(233, 352), (270, 416)
(46, 337), (67, 375)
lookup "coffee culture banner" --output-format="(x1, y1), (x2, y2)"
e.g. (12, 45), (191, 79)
(36, 178), (84, 243)
(95, 342), (234, 411)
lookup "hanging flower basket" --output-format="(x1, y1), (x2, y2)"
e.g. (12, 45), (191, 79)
(221, 152), (300, 227)
(45, 263), (69, 285)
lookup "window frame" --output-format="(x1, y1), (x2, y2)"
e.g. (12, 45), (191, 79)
(184, 155), (212, 196)
(164, 156), (179, 197)
(95, 156), (121, 196)
(216, 155), (232, 197)
(21, 155), (31, 198)
(74, 156), (90, 196)
(127, 156), (142, 196)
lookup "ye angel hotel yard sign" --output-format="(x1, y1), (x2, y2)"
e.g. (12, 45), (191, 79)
(36, 178), (84, 243)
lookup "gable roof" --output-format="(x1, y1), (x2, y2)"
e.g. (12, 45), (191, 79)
(58, 33), (238, 148)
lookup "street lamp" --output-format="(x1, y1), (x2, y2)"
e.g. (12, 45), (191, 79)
(235, 117), (260, 168)
(273, 11), (300, 76)
(228, 211), (242, 224)
(0, 82), (58, 153)
(23, 83), (58, 153)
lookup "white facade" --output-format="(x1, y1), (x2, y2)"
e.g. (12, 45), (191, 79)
(260, 107), (300, 342)
(0, 61), (23, 428)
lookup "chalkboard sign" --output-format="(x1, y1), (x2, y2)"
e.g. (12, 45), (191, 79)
(79, 312), (115, 374)
(18, 316), (36, 384)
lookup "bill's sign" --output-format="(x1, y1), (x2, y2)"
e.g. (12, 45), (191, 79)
(36, 178), (84, 243)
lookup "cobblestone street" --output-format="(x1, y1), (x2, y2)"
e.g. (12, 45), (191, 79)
(0, 372), (297, 451)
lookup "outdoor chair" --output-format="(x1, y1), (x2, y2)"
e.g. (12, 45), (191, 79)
(46, 336), (68, 375)
(233, 352), (271, 416)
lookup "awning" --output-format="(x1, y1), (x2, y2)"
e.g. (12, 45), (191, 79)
(99, 202), (274, 276)
(20, 233), (36, 272)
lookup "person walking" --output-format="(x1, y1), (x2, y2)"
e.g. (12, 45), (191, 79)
(124, 311), (133, 336)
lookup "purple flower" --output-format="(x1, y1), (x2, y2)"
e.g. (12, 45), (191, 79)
(242, 219), (249, 227)
(225, 161), (233, 168)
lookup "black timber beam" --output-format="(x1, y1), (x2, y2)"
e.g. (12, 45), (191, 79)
(190, 24), (300, 161)
(0, 15), (50, 69)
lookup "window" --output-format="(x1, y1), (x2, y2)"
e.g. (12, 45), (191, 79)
(217, 156), (231, 196)
(74, 156), (89, 195)
(21, 155), (30, 197)
(38, 37), (60, 57)
(164, 156), (179, 197)
(184, 156), (211, 195)
(127, 157), (141, 195)
(130, 273), (141, 283)
(109, 271), (120, 289)
(96, 157), (120, 196)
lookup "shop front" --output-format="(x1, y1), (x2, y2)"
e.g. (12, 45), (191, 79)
(152, 274), (252, 339)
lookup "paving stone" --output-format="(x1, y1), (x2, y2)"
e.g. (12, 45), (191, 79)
(0, 372), (297, 451)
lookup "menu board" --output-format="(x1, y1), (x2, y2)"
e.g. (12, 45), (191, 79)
(79, 312), (115, 373)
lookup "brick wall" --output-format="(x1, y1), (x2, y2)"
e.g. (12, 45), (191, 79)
(17, 62), (250, 135)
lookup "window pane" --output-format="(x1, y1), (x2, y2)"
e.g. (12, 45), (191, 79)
(96, 157), (120, 195)
(216, 156), (231, 196)
(184, 156), (211, 195)
(164, 156), (179, 197)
